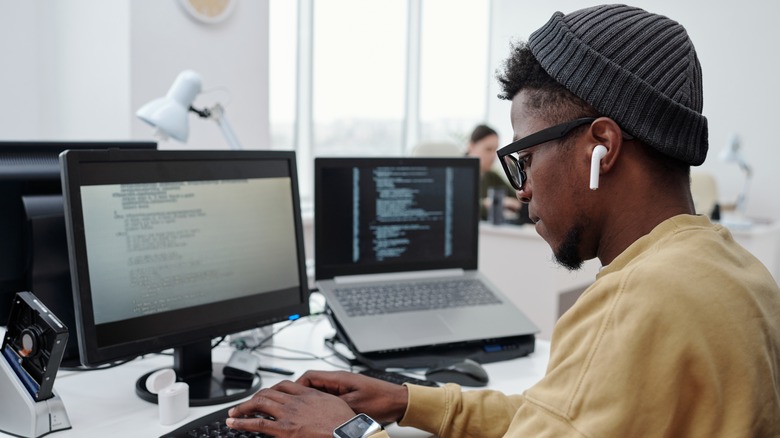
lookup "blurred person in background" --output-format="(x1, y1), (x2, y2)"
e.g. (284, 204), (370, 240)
(467, 124), (529, 224)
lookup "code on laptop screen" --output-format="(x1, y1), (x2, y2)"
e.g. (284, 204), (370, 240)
(314, 158), (479, 279)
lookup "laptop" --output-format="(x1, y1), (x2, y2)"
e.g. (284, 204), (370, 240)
(314, 157), (538, 364)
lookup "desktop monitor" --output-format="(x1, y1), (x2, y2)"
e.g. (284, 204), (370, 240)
(60, 149), (310, 406)
(0, 141), (157, 365)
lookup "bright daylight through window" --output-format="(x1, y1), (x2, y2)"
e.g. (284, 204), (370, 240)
(269, 0), (490, 201)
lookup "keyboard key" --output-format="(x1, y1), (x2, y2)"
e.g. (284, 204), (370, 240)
(333, 279), (501, 317)
(160, 405), (274, 438)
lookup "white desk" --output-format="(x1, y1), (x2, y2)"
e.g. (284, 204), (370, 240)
(721, 219), (780, 281)
(0, 316), (550, 438)
(478, 223), (601, 340)
(477, 220), (780, 340)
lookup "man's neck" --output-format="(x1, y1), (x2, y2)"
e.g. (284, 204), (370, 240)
(596, 193), (694, 266)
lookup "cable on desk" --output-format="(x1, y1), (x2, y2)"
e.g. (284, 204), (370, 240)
(227, 311), (325, 352)
(60, 313), (328, 373)
(254, 344), (353, 371)
(211, 335), (228, 349)
(249, 319), (299, 351)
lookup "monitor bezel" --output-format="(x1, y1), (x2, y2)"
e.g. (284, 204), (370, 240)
(60, 149), (311, 367)
(0, 141), (157, 365)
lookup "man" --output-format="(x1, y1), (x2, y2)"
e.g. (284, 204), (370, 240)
(228, 5), (780, 437)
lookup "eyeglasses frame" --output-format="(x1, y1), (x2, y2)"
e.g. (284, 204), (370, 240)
(496, 117), (597, 191)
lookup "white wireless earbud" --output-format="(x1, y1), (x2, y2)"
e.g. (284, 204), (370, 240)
(589, 145), (608, 190)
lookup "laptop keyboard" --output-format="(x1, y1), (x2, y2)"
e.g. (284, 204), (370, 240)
(333, 278), (502, 317)
(359, 368), (440, 387)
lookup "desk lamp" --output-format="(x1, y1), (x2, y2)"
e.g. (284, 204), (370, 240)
(719, 134), (753, 226)
(136, 70), (243, 150)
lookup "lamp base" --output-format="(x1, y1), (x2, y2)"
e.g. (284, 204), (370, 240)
(719, 213), (753, 230)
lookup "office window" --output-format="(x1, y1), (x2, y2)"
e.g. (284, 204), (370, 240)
(268, 0), (492, 200)
(312, 0), (408, 157)
(419, 0), (489, 146)
(269, 0), (298, 150)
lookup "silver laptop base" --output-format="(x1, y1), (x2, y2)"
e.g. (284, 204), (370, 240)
(323, 306), (535, 370)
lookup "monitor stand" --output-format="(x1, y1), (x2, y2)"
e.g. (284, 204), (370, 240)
(135, 340), (261, 407)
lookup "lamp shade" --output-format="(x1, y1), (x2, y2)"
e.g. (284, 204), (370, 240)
(136, 70), (203, 142)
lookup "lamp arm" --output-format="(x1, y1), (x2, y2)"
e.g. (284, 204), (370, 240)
(738, 160), (753, 178)
(211, 104), (243, 150)
(735, 176), (751, 216)
(188, 104), (243, 150)
(733, 161), (752, 216)
(189, 105), (211, 118)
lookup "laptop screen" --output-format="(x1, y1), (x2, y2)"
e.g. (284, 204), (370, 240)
(314, 157), (480, 280)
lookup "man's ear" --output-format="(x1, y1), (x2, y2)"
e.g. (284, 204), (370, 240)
(585, 117), (625, 190)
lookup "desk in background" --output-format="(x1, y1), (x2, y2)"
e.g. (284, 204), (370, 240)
(477, 219), (780, 340)
(723, 219), (780, 282)
(478, 223), (600, 340)
(0, 315), (550, 438)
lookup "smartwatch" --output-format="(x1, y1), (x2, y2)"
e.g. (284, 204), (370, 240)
(333, 413), (383, 438)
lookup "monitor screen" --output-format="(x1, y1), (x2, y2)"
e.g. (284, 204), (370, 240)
(60, 149), (310, 406)
(0, 141), (157, 366)
(314, 157), (480, 280)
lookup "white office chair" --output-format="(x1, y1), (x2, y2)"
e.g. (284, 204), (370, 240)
(410, 142), (463, 157)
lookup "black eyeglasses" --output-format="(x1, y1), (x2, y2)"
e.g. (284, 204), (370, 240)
(496, 117), (596, 191)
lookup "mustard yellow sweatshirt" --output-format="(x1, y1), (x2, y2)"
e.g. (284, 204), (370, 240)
(385, 215), (780, 437)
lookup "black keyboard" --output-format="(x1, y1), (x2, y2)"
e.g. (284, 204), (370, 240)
(160, 404), (273, 438)
(161, 371), (436, 437)
(333, 278), (502, 317)
(359, 368), (439, 387)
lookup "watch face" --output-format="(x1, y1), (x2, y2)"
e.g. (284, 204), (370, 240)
(343, 417), (371, 435)
(334, 413), (380, 438)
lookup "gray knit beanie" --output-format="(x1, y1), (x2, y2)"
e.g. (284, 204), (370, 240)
(528, 4), (708, 165)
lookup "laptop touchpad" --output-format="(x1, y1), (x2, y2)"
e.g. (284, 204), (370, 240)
(391, 315), (453, 340)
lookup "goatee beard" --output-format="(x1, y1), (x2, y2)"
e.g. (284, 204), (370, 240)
(554, 224), (585, 271)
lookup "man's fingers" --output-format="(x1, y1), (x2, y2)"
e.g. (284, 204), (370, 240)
(296, 370), (350, 393)
(229, 387), (284, 418)
(270, 379), (316, 396)
(225, 415), (278, 435)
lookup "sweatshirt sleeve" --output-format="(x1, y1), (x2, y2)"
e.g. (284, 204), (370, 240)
(397, 383), (525, 437)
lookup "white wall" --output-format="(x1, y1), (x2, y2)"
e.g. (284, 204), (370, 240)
(0, 0), (269, 151)
(488, 1), (780, 221)
(129, 0), (269, 151)
(1, 1), (778, 220)
(40, 1), (131, 139)
(0, 2), (41, 137)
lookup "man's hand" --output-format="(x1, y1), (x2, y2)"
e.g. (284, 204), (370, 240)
(227, 380), (357, 437)
(296, 370), (409, 425)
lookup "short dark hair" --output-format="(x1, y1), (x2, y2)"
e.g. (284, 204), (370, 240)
(496, 41), (597, 124)
(469, 124), (498, 144)
(496, 41), (689, 178)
